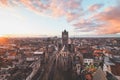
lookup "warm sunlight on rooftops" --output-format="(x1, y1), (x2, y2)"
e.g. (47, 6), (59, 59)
(0, 37), (8, 44)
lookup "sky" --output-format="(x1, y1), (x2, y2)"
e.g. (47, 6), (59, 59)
(0, 0), (120, 37)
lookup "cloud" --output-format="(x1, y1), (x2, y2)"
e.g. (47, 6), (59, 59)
(0, 0), (83, 22)
(0, 0), (83, 27)
(48, 0), (83, 20)
(66, 12), (80, 22)
(94, 4), (120, 34)
(74, 19), (94, 27)
(73, 18), (101, 33)
(0, 0), (8, 6)
(0, 0), (119, 35)
(73, 1), (120, 35)
(77, 4), (120, 35)
(88, 4), (103, 12)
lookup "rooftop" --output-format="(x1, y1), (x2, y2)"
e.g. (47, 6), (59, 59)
(93, 67), (107, 80)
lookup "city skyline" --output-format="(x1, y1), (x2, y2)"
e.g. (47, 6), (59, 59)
(0, 0), (120, 37)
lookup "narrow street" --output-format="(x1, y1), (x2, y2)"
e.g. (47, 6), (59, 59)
(48, 59), (56, 80)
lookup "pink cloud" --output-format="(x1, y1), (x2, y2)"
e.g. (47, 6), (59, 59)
(0, 0), (83, 22)
(66, 0), (81, 9)
(95, 8), (120, 21)
(66, 13), (80, 22)
(0, 0), (8, 6)
(48, 0), (65, 17)
(73, 2), (120, 35)
(1, 0), (119, 35)
(74, 19), (87, 27)
(19, 0), (46, 14)
(48, 0), (82, 20)
(73, 19), (97, 28)
(94, 5), (120, 34)
(88, 4), (103, 12)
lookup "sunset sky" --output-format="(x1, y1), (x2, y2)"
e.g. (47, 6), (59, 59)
(0, 0), (120, 37)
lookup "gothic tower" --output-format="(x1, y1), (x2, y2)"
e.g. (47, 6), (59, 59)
(62, 30), (68, 47)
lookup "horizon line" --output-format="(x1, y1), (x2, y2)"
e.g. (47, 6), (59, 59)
(1, 36), (120, 38)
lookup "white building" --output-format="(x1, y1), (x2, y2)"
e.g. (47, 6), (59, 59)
(84, 58), (94, 65)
